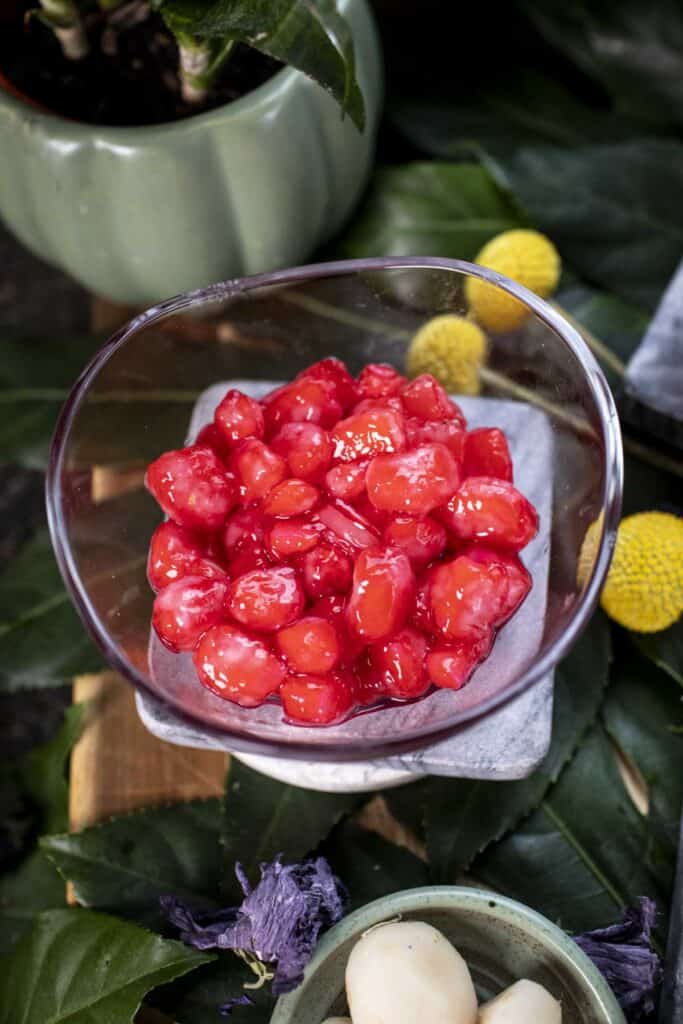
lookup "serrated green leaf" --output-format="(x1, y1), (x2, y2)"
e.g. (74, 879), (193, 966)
(333, 162), (525, 261)
(476, 725), (674, 942)
(0, 529), (105, 692)
(41, 798), (224, 930)
(0, 908), (213, 1024)
(420, 613), (611, 882)
(520, 0), (683, 130)
(323, 821), (429, 911)
(222, 760), (359, 899)
(489, 141), (683, 311)
(604, 643), (683, 848)
(634, 621), (683, 689)
(154, 0), (364, 129)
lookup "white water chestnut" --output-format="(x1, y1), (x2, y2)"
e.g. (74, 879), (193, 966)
(345, 921), (478, 1024)
(477, 979), (561, 1023)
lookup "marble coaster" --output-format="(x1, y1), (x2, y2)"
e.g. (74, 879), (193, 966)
(137, 382), (555, 793)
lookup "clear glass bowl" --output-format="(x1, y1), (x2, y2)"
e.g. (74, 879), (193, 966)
(46, 258), (622, 761)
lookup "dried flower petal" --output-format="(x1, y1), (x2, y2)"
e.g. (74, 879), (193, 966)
(219, 994), (253, 1017)
(163, 856), (346, 996)
(574, 898), (662, 1022)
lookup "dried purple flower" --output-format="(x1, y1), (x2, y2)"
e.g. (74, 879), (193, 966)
(574, 898), (662, 1022)
(162, 856), (346, 995)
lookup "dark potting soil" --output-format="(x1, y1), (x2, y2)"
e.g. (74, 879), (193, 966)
(0, 2), (282, 126)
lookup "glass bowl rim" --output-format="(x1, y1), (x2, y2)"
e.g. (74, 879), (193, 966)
(45, 256), (623, 761)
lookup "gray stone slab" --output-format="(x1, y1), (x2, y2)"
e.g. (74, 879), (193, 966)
(137, 381), (555, 791)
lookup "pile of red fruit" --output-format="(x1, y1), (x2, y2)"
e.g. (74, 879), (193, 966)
(145, 359), (538, 725)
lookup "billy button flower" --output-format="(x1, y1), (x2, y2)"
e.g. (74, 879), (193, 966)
(406, 315), (487, 396)
(578, 511), (683, 633)
(466, 229), (561, 333)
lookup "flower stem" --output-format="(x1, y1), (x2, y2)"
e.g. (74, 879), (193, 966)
(37, 0), (89, 59)
(550, 301), (627, 377)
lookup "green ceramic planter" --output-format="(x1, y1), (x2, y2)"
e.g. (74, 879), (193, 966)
(0, 0), (381, 306)
(272, 887), (627, 1024)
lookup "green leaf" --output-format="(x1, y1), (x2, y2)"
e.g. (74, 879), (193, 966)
(41, 798), (224, 930)
(153, 957), (274, 1024)
(0, 530), (103, 692)
(0, 704), (88, 952)
(520, 0), (683, 130)
(0, 332), (101, 470)
(621, 450), (683, 519)
(333, 162), (525, 261)
(23, 703), (88, 833)
(323, 821), (429, 911)
(476, 725), (674, 942)
(0, 851), (65, 957)
(0, 908), (213, 1024)
(490, 140), (683, 310)
(222, 760), (359, 899)
(634, 621), (683, 689)
(390, 70), (637, 160)
(604, 642), (683, 848)
(556, 279), (649, 390)
(422, 613), (611, 882)
(154, 0), (365, 129)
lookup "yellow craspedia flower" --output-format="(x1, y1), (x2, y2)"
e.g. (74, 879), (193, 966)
(578, 511), (683, 633)
(406, 314), (487, 396)
(466, 229), (561, 333)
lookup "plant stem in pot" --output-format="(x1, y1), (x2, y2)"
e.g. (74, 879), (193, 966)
(34, 0), (88, 59)
(174, 31), (236, 104)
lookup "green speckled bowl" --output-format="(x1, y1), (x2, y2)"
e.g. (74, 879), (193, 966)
(272, 887), (626, 1024)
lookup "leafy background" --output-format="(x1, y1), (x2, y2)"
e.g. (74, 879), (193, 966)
(1, 0), (683, 1020)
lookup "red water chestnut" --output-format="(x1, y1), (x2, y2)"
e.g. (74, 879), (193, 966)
(262, 478), (319, 517)
(270, 422), (333, 481)
(370, 627), (430, 699)
(400, 374), (463, 424)
(232, 439), (287, 504)
(276, 616), (340, 675)
(331, 408), (406, 463)
(152, 575), (229, 651)
(463, 428), (513, 481)
(229, 566), (304, 632)
(300, 543), (353, 599)
(214, 389), (265, 447)
(366, 443), (460, 516)
(429, 554), (508, 643)
(193, 624), (285, 706)
(383, 516), (447, 571)
(440, 477), (538, 551)
(148, 521), (225, 592)
(346, 547), (415, 643)
(146, 445), (237, 531)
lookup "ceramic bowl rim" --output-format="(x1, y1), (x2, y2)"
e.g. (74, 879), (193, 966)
(271, 885), (627, 1024)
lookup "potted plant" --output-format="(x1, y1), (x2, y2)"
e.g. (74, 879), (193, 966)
(0, 0), (381, 306)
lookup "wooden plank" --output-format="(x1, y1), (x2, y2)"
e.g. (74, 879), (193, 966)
(70, 672), (227, 831)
